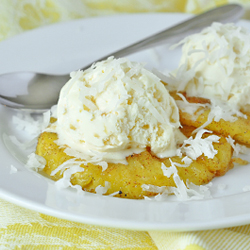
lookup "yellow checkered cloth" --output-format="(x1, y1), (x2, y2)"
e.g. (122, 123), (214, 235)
(1, 0), (250, 249)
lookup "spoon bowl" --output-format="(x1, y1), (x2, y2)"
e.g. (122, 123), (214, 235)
(0, 4), (244, 112)
(0, 72), (69, 111)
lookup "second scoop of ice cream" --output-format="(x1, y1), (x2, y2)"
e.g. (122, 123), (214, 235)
(171, 22), (250, 112)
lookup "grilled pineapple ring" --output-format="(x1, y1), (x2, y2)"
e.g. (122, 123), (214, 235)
(171, 92), (250, 146)
(36, 125), (233, 199)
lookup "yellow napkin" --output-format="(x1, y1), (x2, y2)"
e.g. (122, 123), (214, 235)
(1, 0), (250, 249)
(0, 199), (157, 249)
(0, 0), (231, 42)
(2, 198), (250, 249)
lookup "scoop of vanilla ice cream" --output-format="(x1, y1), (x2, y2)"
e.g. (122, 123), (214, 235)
(53, 57), (181, 163)
(171, 22), (250, 112)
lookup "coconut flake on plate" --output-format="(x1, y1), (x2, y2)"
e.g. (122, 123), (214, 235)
(8, 135), (37, 150)
(10, 110), (51, 152)
(10, 165), (18, 174)
(217, 183), (227, 190)
(12, 111), (50, 137)
(25, 153), (46, 171)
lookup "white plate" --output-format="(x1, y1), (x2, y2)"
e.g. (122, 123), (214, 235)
(1, 13), (250, 232)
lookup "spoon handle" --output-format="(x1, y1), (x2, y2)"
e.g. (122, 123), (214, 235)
(82, 4), (244, 70)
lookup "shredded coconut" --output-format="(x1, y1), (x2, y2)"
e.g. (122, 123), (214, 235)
(226, 136), (241, 156)
(175, 94), (246, 132)
(51, 158), (85, 176)
(181, 156), (193, 165)
(217, 183), (227, 190)
(234, 144), (250, 156)
(177, 129), (220, 160)
(11, 110), (51, 153)
(54, 165), (84, 194)
(108, 191), (120, 197)
(8, 135), (37, 150)
(175, 92), (209, 119)
(12, 111), (50, 137)
(161, 162), (174, 178)
(193, 100), (246, 133)
(10, 165), (18, 174)
(225, 135), (250, 156)
(61, 147), (108, 172)
(95, 181), (111, 195)
(50, 105), (58, 118)
(25, 153), (46, 171)
(143, 159), (212, 201)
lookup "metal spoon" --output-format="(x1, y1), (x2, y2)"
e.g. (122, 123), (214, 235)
(0, 4), (244, 112)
